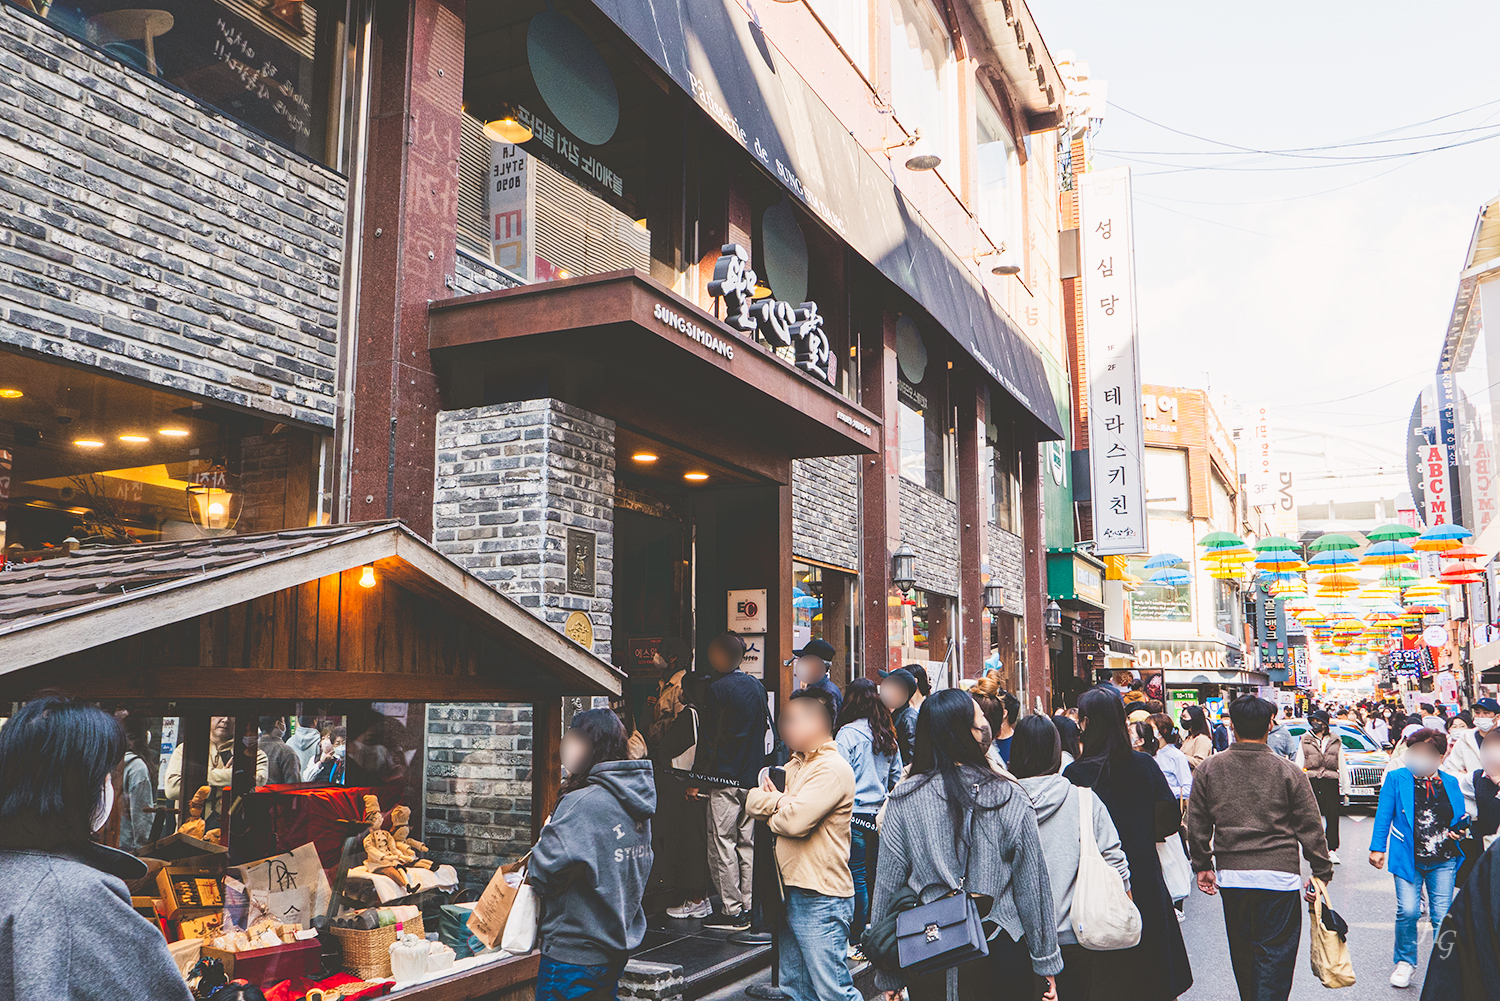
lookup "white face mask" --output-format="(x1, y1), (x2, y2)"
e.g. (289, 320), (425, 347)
(1407, 755), (1441, 779)
(1477, 717), (1496, 732)
(90, 780), (114, 833)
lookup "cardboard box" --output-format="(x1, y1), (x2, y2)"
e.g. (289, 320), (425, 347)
(202, 938), (322, 986)
(157, 867), (224, 918)
(175, 909), (225, 942)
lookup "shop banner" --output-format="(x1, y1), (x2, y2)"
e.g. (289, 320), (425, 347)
(1077, 167), (1147, 554)
(583, 0), (1063, 437)
(489, 142), (534, 280)
(1247, 407), (1276, 510)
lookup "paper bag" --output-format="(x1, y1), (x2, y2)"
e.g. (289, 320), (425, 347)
(1308, 878), (1356, 989)
(467, 856), (530, 949)
(230, 843), (332, 931)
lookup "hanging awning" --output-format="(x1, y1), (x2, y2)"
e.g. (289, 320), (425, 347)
(583, 0), (1064, 439)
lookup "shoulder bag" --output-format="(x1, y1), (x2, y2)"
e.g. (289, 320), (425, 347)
(894, 786), (989, 976)
(1308, 877), (1355, 988)
(1072, 786), (1142, 951)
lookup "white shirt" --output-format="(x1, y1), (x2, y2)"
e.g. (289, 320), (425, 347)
(1154, 745), (1194, 799)
(1216, 869), (1304, 891)
(1366, 719), (1389, 745)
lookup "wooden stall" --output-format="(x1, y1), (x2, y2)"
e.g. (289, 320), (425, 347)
(0, 520), (624, 1001)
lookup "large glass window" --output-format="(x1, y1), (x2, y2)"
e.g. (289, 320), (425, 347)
(896, 316), (953, 497)
(793, 562), (860, 687)
(1144, 447), (1190, 515)
(1214, 579), (1239, 636)
(1128, 556), (1192, 622)
(6, 0), (355, 167)
(975, 93), (1020, 250)
(988, 416), (1022, 534)
(890, 585), (954, 681)
(889, 0), (955, 168)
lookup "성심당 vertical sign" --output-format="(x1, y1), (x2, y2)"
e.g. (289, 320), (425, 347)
(1078, 167), (1147, 555)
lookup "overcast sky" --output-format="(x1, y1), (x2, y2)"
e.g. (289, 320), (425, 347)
(1034, 1), (1500, 471)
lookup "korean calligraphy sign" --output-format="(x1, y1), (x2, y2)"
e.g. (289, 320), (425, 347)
(709, 245), (835, 385)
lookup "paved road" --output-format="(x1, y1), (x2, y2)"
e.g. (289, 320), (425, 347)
(1182, 808), (1440, 1000)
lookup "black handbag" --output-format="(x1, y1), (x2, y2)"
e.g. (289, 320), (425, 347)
(894, 790), (989, 976)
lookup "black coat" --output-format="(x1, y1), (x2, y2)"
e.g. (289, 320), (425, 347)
(1066, 752), (1193, 1001)
(697, 669), (768, 787)
(892, 705), (917, 765)
(1474, 771), (1500, 841)
(1422, 837), (1500, 1001)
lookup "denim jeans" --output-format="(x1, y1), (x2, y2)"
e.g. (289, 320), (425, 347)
(536, 953), (627, 1001)
(779, 886), (860, 1001)
(1393, 857), (1461, 966)
(848, 823), (871, 946)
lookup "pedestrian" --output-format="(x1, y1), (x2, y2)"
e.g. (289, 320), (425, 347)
(1443, 712), (1481, 783)
(1472, 697), (1500, 743)
(646, 637), (693, 748)
(746, 689), (859, 1001)
(906, 665), (931, 713)
(1366, 708), (1391, 749)
(871, 689), (1061, 1000)
(118, 715), (156, 854)
(1298, 709), (1345, 865)
(1211, 712), (1232, 753)
(1419, 836), (1500, 1000)
(793, 638), (842, 719)
(970, 673), (1018, 768)
(1186, 695), (1331, 1001)
(1179, 705), (1213, 770)
(991, 679), (1021, 766)
(879, 668), (920, 765)
(257, 716), (302, 786)
(1370, 727), (1469, 989)
(530, 709), (656, 1001)
(652, 652), (714, 922)
(1065, 687), (1192, 1000)
(833, 678), (902, 958)
(1266, 713), (1299, 762)
(1148, 714), (1193, 802)
(1054, 714), (1082, 770)
(1010, 715), (1130, 1001)
(287, 716), (323, 774)
(0, 694), (194, 1000)
(1472, 732), (1500, 843)
(693, 632), (768, 932)
(305, 725), (346, 784)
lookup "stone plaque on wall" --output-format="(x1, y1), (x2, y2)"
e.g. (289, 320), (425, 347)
(567, 528), (596, 596)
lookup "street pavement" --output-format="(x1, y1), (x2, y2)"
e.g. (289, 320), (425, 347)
(1182, 808), (1436, 1000)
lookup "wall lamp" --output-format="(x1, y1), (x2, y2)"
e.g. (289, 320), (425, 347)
(892, 544), (917, 595)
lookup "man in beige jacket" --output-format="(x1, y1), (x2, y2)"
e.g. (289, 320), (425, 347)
(746, 688), (858, 1001)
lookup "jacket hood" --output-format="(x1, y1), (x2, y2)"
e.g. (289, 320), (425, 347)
(587, 759), (658, 820)
(1018, 774), (1073, 822)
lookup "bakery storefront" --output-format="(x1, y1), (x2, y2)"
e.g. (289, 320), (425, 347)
(0, 520), (622, 998)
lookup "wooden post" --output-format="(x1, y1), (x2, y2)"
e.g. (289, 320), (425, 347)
(955, 366), (985, 682)
(532, 695), (562, 843)
(178, 711), (210, 830)
(1022, 442), (1050, 712)
(860, 309), (899, 679)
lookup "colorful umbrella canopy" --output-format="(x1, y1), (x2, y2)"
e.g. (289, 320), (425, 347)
(1438, 544), (1488, 561)
(1308, 550), (1359, 568)
(1367, 523), (1420, 542)
(1144, 553), (1185, 569)
(1198, 530), (1245, 550)
(1148, 568), (1193, 586)
(1309, 533), (1360, 552)
(1255, 550), (1304, 571)
(1253, 536), (1298, 552)
(1360, 541), (1417, 566)
(1426, 524), (1474, 541)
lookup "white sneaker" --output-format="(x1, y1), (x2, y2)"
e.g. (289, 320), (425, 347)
(666, 898), (711, 919)
(1329, 850), (1341, 864)
(1390, 962), (1414, 988)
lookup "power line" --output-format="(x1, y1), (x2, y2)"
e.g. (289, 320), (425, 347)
(1132, 194), (1445, 255)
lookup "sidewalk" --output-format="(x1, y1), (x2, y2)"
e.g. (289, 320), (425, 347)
(691, 955), (879, 1001)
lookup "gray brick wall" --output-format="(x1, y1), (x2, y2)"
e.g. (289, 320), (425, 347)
(424, 702), (534, 892)
(898, 477), (959, 597)
(791, 455), (859, 571)
(0, 7), (342, 427)
(451, 248), (522, 296)
(987, 525), (1027, 615)
(433, 399), (615, 660)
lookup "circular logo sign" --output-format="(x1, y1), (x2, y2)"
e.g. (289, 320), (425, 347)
(1048, 441), (1067, 485)
(564, 611), (595, 650)
(1422, 624), (1448, 647)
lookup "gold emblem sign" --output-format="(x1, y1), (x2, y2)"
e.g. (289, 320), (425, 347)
(564, 611), (594, 649)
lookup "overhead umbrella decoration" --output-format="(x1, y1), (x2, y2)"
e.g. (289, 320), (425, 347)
(1413, 524), (1472, 554)
(1309, 532), (1361, 552)
(1366, 523), (1420, 543)
(1360, 540), (1417, 567)
(1145, 553), (1186, 570)
(1148, 568), (1193, 587)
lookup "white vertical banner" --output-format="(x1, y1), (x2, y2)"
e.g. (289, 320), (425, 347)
(489, 143), (534, 280)
(1247, 407), (1277, 510)
(1421, 440), (1453, 526)
(1078, 167), (1147, 555)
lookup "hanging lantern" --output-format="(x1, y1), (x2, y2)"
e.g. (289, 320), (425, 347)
(186, 458), (241, 535)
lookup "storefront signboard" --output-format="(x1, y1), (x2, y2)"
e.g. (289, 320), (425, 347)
(1077, 168), (1147, 554)
(740, 634), (766, 679)
(708, 245), (834, 385)
(1247, 407), (1276, 510)
(728, 589), (768, 634)
(566, 528), (596, 596)
(1421, 441), (1453, 526)
(489, 143), (534, 279)
(1136, 644), (1233, 674)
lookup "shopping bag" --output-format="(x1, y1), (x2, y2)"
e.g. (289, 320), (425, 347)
(1308, 878), (1356, 989)
(466, 854), (529, 949)
(500, 882), (539, 954)
(1073, 787), (1142, 950)
(1157, 833), (1192, 903)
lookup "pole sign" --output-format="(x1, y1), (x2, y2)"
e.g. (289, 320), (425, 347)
(1248, 407), (1276, 510)
(1078, 167), (1147, 555)
(488, 142), (534, 280)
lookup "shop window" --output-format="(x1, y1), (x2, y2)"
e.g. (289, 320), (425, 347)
(1144, 447), (1190, 515)
(1214, 578), (1239, 636)
(890, 584), (954, 680)
(793, 562), (860, 687)
(985, 609), (1024, 690)
(975, 93), (1021, 252)
(0, 351), (327, 557)
(988, 415), (1022, 534)
(889, 0), (956, 169)
(896, 315), (953, 497)
(1127, 556), (1192, 623)
(6, 0), (355, 168)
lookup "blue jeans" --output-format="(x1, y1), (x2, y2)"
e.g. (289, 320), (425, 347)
(849, 824), (871, 945)
(780, 886), (860, 1001)
(1393, 858), (1461, 966)
(536, 954), (627, 1001)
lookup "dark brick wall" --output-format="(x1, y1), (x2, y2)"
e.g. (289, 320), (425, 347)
(988, 524), (1027, 615)
(898, 476), (959, 596)
(0, 6), (343, 427)
(451, 249), (522, 296)
(791, 455), (859, 571)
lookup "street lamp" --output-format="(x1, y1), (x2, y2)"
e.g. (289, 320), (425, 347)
(892, 544), (917, 595)
(984, 581), (1006, 614)
(1045, 600), (1063, 634)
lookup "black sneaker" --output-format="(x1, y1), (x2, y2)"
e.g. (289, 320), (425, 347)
(702, 911), (752, 931)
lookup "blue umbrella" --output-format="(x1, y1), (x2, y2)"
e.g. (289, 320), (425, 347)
(1145, 553), (1185, 570)
(1308, 550), (1358, 568)
(1148, 568), (1192, 585)
(793, 595), (822, 608)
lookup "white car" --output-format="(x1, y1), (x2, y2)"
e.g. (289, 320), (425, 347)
(1278, 719), (1390, 804)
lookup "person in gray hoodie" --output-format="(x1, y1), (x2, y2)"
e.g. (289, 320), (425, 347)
(530, 708), (657, 1001)
(1009, 716), (1131, 1001)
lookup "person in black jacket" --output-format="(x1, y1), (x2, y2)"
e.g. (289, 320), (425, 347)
(879, 668), (919, 765)
(691, 633), (768, 932)
(793, 638), (842, 719)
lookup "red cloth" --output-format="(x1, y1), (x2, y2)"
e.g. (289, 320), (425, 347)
(265, 972), (393, 1001)
(245, 786), (375, 869)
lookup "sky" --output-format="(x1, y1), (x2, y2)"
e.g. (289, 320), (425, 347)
(1032, 0), (1500, 474)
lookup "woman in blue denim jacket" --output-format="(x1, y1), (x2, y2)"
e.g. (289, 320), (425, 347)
(834, 678), (903, 959)
(1369, 728), (1469, 989)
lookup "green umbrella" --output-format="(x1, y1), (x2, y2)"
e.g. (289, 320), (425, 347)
(1366, 523), (1420, 542)
(1309, 533), (1359, 552)
(1253, 536), (1298, 552)
(1198, 530), (1244, 550)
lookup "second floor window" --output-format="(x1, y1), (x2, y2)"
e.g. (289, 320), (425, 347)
(889, 0), (955, 169)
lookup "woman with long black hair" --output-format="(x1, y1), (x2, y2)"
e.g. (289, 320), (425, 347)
(1179, 705), (1213, 770)
(530, 709), (657, 1001)
(835, 678), (903, 956)
(1066, 688), (1192, 1000)
(870, 689), (1060, 1001)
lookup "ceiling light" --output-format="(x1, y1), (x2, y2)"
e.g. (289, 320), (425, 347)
(360, 565), (377, 588)
(752, 280), (774, 300)
(159, 428), (189, 437)
(0, 388), (22, 399)
(74, 439), (104, 448)
(119, 434), (150, 443)
(684, 472), (709, 481)
(632, 452), (659, 463)
(482, 112), (532, 144)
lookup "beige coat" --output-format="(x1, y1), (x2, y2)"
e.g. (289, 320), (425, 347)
(746, 740), (855, 897)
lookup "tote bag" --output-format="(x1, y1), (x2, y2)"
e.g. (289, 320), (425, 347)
(1157, 832), (1192, 903)
(1308, 878), (1356, 988)
(669, 706), (698, 771)
(500, 879), (539, 954)
(1072, 787), (1142, 951)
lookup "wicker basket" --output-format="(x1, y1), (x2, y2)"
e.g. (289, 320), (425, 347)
(329, 915), (425, 979)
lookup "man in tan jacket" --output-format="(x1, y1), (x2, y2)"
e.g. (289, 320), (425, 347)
(747, 688), (857, 1001)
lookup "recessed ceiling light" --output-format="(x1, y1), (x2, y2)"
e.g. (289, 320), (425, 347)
(632, 452), (659, 463)
(684, 472), (709, 481)
(119, 434), (150, 443)
(74, 439), (104, 448)
(159, 428), (189, 437)
(0, 388), (22, 399)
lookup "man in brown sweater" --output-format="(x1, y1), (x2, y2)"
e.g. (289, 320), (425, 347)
(1187, 695), (1332, 1001)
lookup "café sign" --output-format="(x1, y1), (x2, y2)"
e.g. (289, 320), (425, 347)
(708, 244), (835, 385)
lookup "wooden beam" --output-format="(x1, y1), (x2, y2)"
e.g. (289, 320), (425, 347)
(532, 694), (562, 842)
(0, 668), (541, 703)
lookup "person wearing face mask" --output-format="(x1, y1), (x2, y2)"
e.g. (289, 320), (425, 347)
(1298, 710), (1345, 865)
(0, 694), (194, 1000)
(1472, 697), (1500, 742)
(1178, 705), (1213, 770)
(164, 715), (268, 829)
(1369, 728), (1470, 989)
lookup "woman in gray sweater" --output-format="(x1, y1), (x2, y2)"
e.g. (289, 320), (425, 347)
(871, 689), (1062, 1001)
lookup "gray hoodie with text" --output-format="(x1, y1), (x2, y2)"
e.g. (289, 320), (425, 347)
(1019, 773), (1132, 945)
(529, 759), (657, 965)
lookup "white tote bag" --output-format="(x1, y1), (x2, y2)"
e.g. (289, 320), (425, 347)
(500, 872), (540, 954)
(1072, 786), (1143, 951)
(670, 706), (699, 771)
(1157, 832), (1192, 903)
